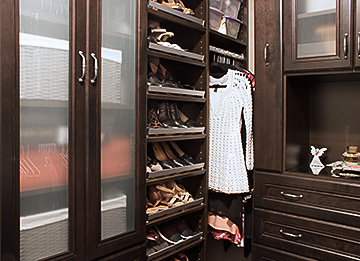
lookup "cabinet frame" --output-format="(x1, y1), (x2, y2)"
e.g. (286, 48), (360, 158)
(283, 0), (352, 71)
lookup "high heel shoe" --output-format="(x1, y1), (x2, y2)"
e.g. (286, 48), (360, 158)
(174, 0), (195, 15)
(152, 142), (177, 169)
(157, 102), (179, 128)
(160, 142), (187, 167)
(168, 141), (197, 165)
(169, 102), (188, 128)
(161, 0), (183, 11)
(148, 62), (176, 88)
(157, 64), (185, 89)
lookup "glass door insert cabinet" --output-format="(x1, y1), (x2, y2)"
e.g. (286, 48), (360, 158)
(283, 0), (352, 71)
(0, 0), (146, 260)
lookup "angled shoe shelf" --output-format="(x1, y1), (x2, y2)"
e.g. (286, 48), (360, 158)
(148, 0), (205, 27)
(147, 162), (205, 179)
(147, 168), (206, 185)
(148, 85), (205, 98)
(147, 92), (207, 103)
(147, 127), (205, 136)
(148, 43), (205, 62)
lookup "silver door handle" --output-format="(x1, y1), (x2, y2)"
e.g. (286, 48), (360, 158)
(357, 32), (360, 58)
(78, 51), (86, 83)
(343, 33), (349, 59)
(264, 43), (269, 66)
(90, 53), (98, 84)
(280, 229), (302, 239)
(281, 191), (303, 200)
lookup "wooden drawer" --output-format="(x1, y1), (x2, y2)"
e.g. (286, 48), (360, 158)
(254, 209), (360, 261)
(254, 171), (360, 227)
(253, 244), (316, 261)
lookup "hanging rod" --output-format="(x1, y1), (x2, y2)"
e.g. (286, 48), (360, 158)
(209, 45), (245, 61)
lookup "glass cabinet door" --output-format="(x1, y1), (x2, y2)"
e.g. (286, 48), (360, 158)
(296, 0), (337, 59)
(356, 0), (360, 68)
(284, 0), (352, 71)
(19, 0), (71, 260)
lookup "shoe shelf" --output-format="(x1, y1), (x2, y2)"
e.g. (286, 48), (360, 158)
(147, 168), (206, 185)
(148, 50), (206, 67)
(147, 133), (206, 142)
(148, 0), (205, 28)
(147, 92), (206, 103)
(148, 43), (205, 62)
(147, 232), (204, 261)
(210, 29), (247, 52)
(148, 127), (205, 136)
(148, 85), (205, 99)
(147, 198), (205, 224)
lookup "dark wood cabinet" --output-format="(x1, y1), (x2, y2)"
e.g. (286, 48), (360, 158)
(355, 0), (360, 68)
(284, 0), (352, 71)
(253, 244), (317, 261)
(0, 0), (146, 260)
(254, 0), (283, 172)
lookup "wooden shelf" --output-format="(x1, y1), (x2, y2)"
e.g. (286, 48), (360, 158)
(147, 93), (206, 103)
(148, 237), (205, 261)
(148, 50), (206, 67)
(147, 133), (206, 142)
(148, 8), (206, 32)
(146, 203), (205, 226)
(147, 169), (206, 185)
(210, 29), (247, 48)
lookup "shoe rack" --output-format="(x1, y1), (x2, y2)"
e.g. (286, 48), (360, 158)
(145, 0), (208, 260)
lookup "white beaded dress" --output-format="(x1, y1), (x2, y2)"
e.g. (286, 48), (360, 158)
(208, 69), (254, 194)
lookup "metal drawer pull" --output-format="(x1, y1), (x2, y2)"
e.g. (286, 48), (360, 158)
(343, 33), (349, 59)
(264, 43), (269, 66)
(280, 191), (303, 199)
(357, 32), (360, 58)
(90, 53), (98, 84)
(78, 51), (86, 83)
(280, 229), (302, 239)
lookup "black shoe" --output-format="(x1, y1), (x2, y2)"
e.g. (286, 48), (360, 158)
(169, 102), (188, 128)
(157, 102), (179, 128)
(157, 223), (183, 244)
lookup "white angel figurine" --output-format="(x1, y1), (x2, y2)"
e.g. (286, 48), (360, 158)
(310, 146), (327, 175)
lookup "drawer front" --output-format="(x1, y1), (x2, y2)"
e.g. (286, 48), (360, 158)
(253, 244), (316, 261)
(254, 209), (360, 261)
(254, 171), (360, 227)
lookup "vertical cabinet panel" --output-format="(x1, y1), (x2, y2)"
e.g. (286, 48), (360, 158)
(254, 0), (282, 172)
(283, 0), (352, 71)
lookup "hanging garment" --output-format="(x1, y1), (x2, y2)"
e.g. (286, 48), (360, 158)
(209, 69), (254, 194)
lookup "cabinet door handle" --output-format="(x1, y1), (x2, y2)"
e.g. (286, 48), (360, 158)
(78, 51), (86, 83)
(90, 53), (98, 84)
(280, 229), (302, 239)
(280, 191), (303, 200)
(343, 33), (349, 59)
(357, 32), (360, 58)
(264, 43), (270, 66)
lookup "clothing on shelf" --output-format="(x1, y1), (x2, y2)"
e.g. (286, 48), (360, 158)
(208, 69), (254, 194)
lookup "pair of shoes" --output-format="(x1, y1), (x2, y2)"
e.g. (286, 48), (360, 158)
(148, 62), (195, 90)
(156, 219), (194, 244)
(147, 156), (163, 173)
(157, 0), (195, 16)
(157, 102), (198, 128)
(149, 142), (197, 169)
(146, 227), (169, 255)
(148, 27), (186, 51)
(146, 196), (168, 214)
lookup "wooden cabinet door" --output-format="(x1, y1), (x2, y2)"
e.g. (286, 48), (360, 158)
(86, 0), (146, 259)
(356, 0), (360, 68)
(254, 0), (283, 172)
(283, 0), (352, 71)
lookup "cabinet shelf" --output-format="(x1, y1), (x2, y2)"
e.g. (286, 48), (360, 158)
(147, 233), (204, 261)
(148, 50), (206, 67)
(147, 0), (205, 28)
(147, 168), (206, 185)
(147, 92), (206, 103)
(147, 133), (206, 142)
(210, 29), (247, 51)
(297, 8), (336, 19)
(147, 200), (205, 225)
(147, 8), (205, 32)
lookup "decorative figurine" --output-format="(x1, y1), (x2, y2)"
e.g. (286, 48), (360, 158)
(310, 146), (327, 175)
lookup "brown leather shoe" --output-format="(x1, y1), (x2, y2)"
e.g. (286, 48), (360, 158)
(157, 223), (183, 244)
(147, 185), (163, 206)
(173, 219), (194, 239)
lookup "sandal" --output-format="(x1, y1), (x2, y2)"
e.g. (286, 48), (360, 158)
(165, 180), (194, 203)
(147, 109), (164, 129)
(175, 0), (195, 16)
(156, 183), (184, 207)
(161, 0), (183, 11)
(146, 198), (168, 214)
